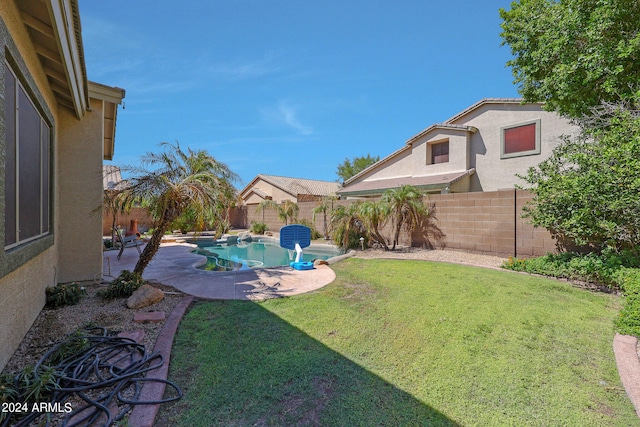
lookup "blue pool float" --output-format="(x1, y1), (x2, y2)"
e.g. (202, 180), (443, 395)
(290, 261), (314, 270)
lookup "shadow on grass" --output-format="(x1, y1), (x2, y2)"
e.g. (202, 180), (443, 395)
(158, 300), (460, 426)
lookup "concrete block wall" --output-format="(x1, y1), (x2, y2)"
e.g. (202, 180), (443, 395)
(422, 189), (556, 257)
(102, 207), (154, 236)
(110, 191), (557, 258)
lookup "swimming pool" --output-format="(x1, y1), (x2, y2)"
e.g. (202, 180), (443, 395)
(190, 238), (342, 271)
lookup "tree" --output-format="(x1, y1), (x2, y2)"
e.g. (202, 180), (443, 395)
(122, 142), (238, 275)
(256, 199), (299, 225)
(358, 200), (390, 250)
(520, 102), (640, 251)
(500, 0), (640, 118)
(171, 149), (238, 236)
(102, 188), (129, 243)
(328, 202), (368, 250)
(336, 154), (380, 182)
(380, 185), (430, 250)
(312, 195), (337, 239)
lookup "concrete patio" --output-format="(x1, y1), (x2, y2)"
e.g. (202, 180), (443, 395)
(102, 241), (337, 300)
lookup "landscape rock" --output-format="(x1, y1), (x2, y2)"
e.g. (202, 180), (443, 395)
(314, 259), (329, 266)
(127, 284), (164, 309)
(134, 311), (166, 323)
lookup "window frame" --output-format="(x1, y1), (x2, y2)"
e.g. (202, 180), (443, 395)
(500, 119), (541, 159)
(4, 61), (52, 250)
(1, 46), (55, 279)
(428, 140), (449, 165)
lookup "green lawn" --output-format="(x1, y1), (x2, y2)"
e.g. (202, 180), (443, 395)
(157, 258), (637, 426)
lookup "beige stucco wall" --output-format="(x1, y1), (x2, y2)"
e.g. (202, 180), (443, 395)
(0, 2), (60, 371)
(345, 128), (472, 188)
(451, 103), (578, 192)
(250, 180), (295, 204)
(0, 250), (56, 369)
(345, 102), (577, 194)
(411, 130), (470, 175)
(56, 98), (105, 283)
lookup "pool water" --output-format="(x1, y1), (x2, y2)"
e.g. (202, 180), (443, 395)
(194, 241), (341, 271)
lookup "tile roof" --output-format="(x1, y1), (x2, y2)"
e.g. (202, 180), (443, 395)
(257, 174), (341, 197)
(103, 165), (129, 191)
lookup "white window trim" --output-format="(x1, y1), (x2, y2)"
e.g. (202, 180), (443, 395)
(500, 119), (541, 159)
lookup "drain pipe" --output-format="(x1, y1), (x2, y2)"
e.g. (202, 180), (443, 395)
(513, 188), (517, 258)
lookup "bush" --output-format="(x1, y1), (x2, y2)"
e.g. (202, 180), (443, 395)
(615, 269), (640, 337)
(250, 221), (268, 235)
(295, 220), (322, 240)
(45, 283), (86, 309)
(99, 270), (144, 299)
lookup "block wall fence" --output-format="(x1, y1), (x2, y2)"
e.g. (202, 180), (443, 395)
(103, 189), (557, 258)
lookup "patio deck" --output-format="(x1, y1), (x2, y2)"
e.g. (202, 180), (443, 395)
(102, 242), (337, 300)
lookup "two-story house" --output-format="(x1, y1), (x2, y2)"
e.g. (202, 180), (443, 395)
(338, 99), (577, 198)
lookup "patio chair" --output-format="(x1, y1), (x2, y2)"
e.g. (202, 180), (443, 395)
(115, 227), (144, 260)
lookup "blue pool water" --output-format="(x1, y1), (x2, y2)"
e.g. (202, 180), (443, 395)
(191, 240), (341, 271)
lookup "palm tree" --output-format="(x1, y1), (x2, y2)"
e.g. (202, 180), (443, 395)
(328, 201), (368, 249)
(102, 188), (129, 244)
(122, 142), (238, 275)
(380, 185), (430, 250)
(256, 199), (299, 225)
(312, 195), (337, 239)
(358, 199), (390, 250)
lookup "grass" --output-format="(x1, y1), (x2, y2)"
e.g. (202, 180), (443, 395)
(158, 258), (637, 426)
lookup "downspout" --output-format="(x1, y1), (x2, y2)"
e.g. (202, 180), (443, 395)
(514, 188), (517, 258)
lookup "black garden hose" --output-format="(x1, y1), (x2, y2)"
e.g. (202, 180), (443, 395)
(2, 327), (182, 427)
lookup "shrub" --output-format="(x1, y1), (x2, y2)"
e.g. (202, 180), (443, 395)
(615, 269), (640, 337)
(45, 283), (86, 309)
(250, 221), (268, 235)
(295, 220), (322, 240)
(99, 270), (144, 299)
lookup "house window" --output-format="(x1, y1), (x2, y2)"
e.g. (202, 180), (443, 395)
(501, 119), (541, 159)
(4, 61), (51, 249)
(430, 141), (449, 164)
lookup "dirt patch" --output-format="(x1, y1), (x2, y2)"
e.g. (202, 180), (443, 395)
(2, 281), (184, 375)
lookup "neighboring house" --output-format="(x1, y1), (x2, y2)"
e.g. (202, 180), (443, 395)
(240, 174), (341, 205)
(338, 98), (577, 198)
(0, 1), (125, 370)
(103, 164), (127, 191)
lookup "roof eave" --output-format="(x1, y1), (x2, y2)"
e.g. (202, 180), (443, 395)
(88, 81), (125, 161)
(48, 0), (88, 119)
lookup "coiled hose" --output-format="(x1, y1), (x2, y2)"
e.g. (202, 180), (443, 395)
(2, 327), (182, 427)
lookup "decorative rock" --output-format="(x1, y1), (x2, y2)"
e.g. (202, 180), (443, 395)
(314, 259), (329, 266)
(134, 311), (166, 323)
(127, 284), (164, 309)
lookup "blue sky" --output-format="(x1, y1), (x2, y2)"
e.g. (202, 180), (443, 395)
(80, 0), (520, 188)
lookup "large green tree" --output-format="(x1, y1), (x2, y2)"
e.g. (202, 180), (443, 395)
(521, 102), (640, 251)
(500, 0), (640, 118)
(336, 154), (380, 182)
(122, 142), (238, 274)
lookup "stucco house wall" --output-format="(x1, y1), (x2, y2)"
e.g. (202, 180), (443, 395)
(0, 1), (59, 371)
(339, 99), (577, 198)
(57, 97), (105, 282)
(450, 102), (576, 192)
(0, 1), (124, 371)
